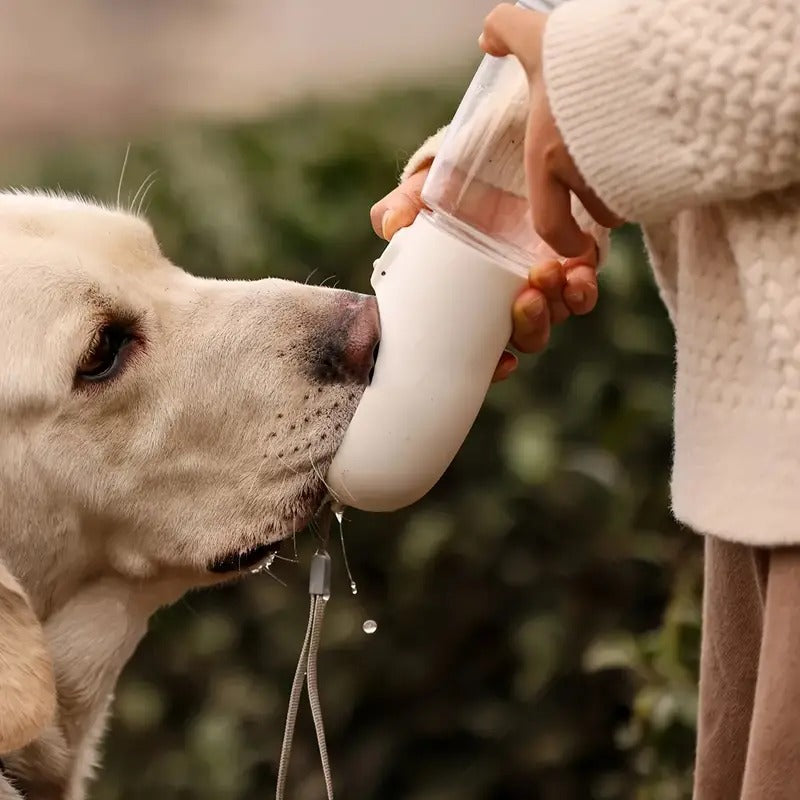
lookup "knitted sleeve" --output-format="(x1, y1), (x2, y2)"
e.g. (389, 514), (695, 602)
(401, 127), (447, 183)
(544, 0), (800, 223)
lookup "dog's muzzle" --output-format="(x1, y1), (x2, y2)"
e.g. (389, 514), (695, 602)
(208, 542), (280, 573)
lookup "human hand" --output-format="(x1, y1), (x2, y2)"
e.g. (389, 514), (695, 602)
(369, 167), (599, 382)
(479, 3), (623, 257)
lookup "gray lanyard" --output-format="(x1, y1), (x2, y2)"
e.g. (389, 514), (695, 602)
(275, 547), (335, 800)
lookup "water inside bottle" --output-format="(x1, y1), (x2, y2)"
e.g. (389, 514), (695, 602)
(423, 164), (551, 269)
(420, 49), (558, 270)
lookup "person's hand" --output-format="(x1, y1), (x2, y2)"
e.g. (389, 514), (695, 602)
(369, 168), (429, 243)
(479, 3), (624, 257)
(369, 167), (600, 382)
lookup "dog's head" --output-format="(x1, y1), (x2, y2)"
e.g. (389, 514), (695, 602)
(0, 191), (379, 749)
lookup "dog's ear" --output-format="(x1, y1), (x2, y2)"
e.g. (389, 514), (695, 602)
(0, 561), (56, 752)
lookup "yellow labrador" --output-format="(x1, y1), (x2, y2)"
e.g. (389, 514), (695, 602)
(0, 190), (379, 799)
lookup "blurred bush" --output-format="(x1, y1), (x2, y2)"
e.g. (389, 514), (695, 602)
(5, 86), (702, 800)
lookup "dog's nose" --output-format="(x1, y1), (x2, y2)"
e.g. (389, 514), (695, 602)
(314, 292), (380, 385)
(342, 293), (380, 383)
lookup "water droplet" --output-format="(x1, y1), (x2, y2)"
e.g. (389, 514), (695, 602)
(250, 552), (277, 574)
(332, 504), (358, 594)
(362, 619), (377, 635)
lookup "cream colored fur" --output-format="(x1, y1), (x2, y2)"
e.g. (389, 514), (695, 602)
(0, 191), (376, 799)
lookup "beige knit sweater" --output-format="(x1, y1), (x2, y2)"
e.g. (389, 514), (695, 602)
(403, 0), (800, 546)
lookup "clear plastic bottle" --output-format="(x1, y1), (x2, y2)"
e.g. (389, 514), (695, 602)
(422, 0), (564, 272)
(328, 0), (570, 513)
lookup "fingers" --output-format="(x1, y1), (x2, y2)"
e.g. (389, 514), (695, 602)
(508, 254), (598, 356)
(382, 205), (417, 241)
(526, 130), (621, 256)
(563, 262), (598, 315)
(492, 350), (518, 382)
(369, 169), (428, 241)
(524, 83), (597, 258)
(479, 4), (545, 73)
(556, 151), (625, 231)
(559, 246), (599, 316)
(511, 288), (551, 354)
(571, 182), (625, 230)
(529, 259), (570, 324)
(481, 4), (623, 257)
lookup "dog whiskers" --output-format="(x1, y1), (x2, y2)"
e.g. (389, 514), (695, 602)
(129, 170), (158, 216)
(319, 274), (340, 288)
(136, 175), (159, 216)
(274, 450), (301, 476)
(116, 143), (131, 210)
(134, 171), (159, 217)
(309, 454), (339, 505)
(327, 457), (356, 507)
(239, 440), (295, 524)
(263, 568), (287, 587)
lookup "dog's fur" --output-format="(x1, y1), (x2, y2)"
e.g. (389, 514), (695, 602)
(0, 191), (379, 799)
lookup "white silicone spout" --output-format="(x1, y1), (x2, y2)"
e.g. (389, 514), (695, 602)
(327, 213), (527, 512)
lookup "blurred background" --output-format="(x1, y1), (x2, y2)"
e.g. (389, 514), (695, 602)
(1, 2), (701, 798)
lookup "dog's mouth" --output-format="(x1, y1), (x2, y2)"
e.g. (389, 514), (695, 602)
(208, 542), (280, 574)
(206, 473), (333, 575)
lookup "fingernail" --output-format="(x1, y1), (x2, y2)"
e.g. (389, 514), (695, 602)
(565, 289), (585, 307)
(494, 353), (518, 382)
(381, 209), (396, 240)
(533, 260), (562, 289)
(498, 362), (517, 380)
(523, 294), (545, 321)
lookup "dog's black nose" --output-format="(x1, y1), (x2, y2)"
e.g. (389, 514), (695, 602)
(314, 293), (380, 385)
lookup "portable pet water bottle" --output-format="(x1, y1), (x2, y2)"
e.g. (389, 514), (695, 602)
(328, 0), (568, 512)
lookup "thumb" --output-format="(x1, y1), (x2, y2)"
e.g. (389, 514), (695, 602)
(369, 169), (428, 240)
(479, 4), (546, 74)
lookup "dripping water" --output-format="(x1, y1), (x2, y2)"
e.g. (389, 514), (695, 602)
(331, 502), (358, 595)
(249, 551), (276, 574)
(249, 552), (286, 585)
(330, 502), (378, 637)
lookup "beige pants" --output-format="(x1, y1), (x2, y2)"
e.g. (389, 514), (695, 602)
(694, 536), (800, 799)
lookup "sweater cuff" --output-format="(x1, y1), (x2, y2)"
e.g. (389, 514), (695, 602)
(400, 127), (447, 183)
(543, 0), (694, 224)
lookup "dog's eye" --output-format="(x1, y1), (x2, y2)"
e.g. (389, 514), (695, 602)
(77, 325), (134, 383)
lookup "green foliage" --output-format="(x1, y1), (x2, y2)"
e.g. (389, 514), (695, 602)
(6, 85), (702, 800)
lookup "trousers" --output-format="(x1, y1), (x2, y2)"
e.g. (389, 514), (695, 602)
(694, 535), (800, 799)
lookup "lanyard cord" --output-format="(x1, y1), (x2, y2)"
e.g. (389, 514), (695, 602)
(276, 550), (334, 800)
(307, 595), (333, 797)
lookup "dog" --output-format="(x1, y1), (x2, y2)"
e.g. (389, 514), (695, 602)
(0, 190), (380, 799)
